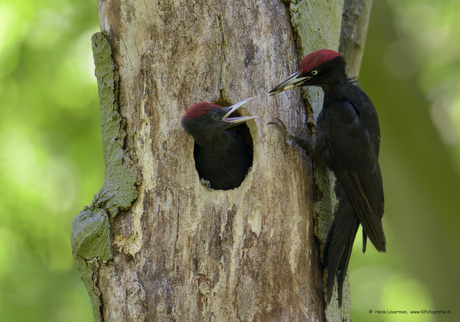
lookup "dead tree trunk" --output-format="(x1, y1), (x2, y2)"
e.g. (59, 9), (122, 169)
(71, 0), (372, 321)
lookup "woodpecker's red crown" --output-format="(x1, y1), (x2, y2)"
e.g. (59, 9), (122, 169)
(299, 49), (343, 75)
(183, 102), (222, 121)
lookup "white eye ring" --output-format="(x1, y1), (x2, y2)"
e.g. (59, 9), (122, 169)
(311, 70), (318, 76)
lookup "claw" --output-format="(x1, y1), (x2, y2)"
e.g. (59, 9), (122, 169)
(268, 118), (295, 153)
(200, 178), (211, 188)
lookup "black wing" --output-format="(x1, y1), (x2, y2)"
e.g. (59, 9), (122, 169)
(325, 100), (386, 252)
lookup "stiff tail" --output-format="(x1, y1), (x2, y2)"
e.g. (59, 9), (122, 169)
(323, 191), (360, 306)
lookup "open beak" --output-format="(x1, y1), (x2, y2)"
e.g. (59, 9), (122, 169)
(269, 71), (310, 96)
(222, 97), (257, 124)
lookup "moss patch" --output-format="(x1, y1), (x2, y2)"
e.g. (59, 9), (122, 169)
(71, 31), (138, 322)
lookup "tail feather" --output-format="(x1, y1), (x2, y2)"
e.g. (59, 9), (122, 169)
(362, 229), (368, 253)
(323, 193), (359, 306)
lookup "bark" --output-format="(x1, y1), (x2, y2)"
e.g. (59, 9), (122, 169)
(71, 0), (372, 321)
(339, 0), (373, 77)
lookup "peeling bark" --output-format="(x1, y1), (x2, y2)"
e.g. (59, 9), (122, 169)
(339, 0), (373, 77)
(72, 0), (372, 321)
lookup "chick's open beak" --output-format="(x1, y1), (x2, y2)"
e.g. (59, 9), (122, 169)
(222, 97), (257, 124)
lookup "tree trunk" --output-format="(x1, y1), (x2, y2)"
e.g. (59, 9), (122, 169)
(71, 0), (372, 321)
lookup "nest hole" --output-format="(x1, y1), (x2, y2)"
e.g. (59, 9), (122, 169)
(193, 100), (254, 190)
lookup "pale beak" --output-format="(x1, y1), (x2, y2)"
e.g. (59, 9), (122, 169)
(222, 97), (257, 124)
(269, 71), (310, 96)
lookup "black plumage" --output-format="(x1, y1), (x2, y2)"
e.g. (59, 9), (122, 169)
(182, 98), (256, 190)
(269, 49), (386, 306)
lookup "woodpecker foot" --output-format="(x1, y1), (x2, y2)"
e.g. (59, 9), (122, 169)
(200, 178), (211, 189)
(268, 118), (294, 153)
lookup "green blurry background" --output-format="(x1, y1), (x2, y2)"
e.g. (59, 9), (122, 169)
(0, 0), (459, 321)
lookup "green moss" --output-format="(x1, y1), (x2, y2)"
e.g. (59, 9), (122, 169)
(70, 31), (138, 322)
(91, 31), (137, 217)
(71, 208), (110, 322)
(72, 207), (113, 261)
(289, 0), (343, 57)
(287, 1), (351, 319)
(287, 0), (343, 243)
(313, 166), (336, 242)
(74, 256), (102, 321)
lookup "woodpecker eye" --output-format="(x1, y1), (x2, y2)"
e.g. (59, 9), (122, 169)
(212, 113), (219, 120)
(311, 70), (318, 76)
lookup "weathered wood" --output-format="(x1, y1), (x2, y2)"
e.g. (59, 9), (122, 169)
(72, 0), (372, 320)
(339, 0), (373, 77)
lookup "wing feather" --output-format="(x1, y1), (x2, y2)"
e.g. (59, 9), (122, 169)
(325, 100), (386, 252)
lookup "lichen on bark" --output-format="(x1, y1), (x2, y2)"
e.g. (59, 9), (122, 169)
(73, 0), (373, 320)
(71, 31), (138, 322)
(286, 0), (356, 320)
(90, 31), (137, 218)
(72, 208), (112, 321)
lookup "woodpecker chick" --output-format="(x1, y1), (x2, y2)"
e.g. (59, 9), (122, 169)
(269, 49), (386, 306)
(182, 98), (256, 190)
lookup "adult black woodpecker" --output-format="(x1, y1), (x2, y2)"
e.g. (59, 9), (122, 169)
(269, 49), (386, 306)
(182, 98), (256, 190)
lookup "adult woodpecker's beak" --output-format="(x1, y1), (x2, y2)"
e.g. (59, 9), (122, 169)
(269, 71), (310, 96)
(222, 98), (257, 124)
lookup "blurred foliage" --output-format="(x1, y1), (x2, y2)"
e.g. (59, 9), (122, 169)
(349, 1), (460, 321)
(0, 0), (459, 321)
(386, 0), (460, 167)
(0, 0), (101, 320)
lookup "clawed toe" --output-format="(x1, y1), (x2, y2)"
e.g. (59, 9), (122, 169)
(268, 118), (294, 153)
(200, 178), (211, 188)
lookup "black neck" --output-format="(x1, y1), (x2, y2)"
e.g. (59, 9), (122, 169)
(320, 62), (351, 105)
(194, 130), (234, 150)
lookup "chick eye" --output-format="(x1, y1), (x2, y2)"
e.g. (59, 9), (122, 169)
(212, 114), (219, 120)
(311, 70), (318, 76)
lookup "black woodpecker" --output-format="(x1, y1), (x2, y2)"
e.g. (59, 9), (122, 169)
(182, 98), (256, 190)
(269, 49), (386, 306)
